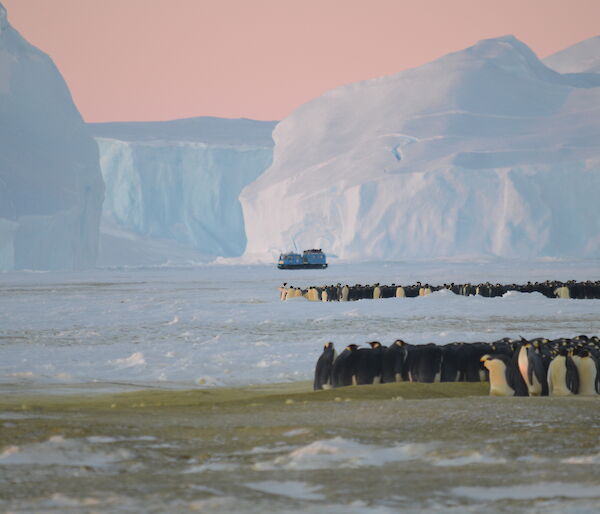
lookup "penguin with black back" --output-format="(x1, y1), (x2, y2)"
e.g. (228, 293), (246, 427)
(440, 343), (459, 382)
(355, 341), (385, 384)
(401, 343), (416, 381)
(313, 342), (336, 390)
(510, 342), (530, 395)
(481, 354), (529, 396)
(331, 344), (360, 387)
(572, 348), (599, 395)
(566, 349), (580, 394)
(526, 342), (549, 396)
(548, 348), (578, 396)
(382, 339), (408, 383)
(409, 343), (442, 383)
(456, 343), (487, 382)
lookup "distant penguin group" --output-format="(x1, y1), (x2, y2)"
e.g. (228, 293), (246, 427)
(313, 335), (600, 397)
(285, 280), (600, 302)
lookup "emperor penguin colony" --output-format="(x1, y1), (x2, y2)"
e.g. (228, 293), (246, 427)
(313, 336), (600, 397)
(282, 280), (600, 301)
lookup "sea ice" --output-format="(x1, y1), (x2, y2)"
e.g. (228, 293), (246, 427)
(451, 483), (600, 501)
(244, 481), (325, 500)
(253, 437), (431, 470)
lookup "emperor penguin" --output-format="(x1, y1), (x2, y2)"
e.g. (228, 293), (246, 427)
(547, 349), (579, 396)
(440, 343), (459, 382)
(526, 343), (549, 396)
(572, 349), (599, 395)
(516, 341), (530, 386)
(331, 344), (359, 387)
(355, 341), (385, 384)
(517, 340), (548, 396)
(382, 339), (408, 383)
(481, 354), (528, 396)
(313, 342), (336, 390)
(341, 285), (350, 302)
(395, 286), (405, 298)
(409, 343), (442, 383)
(312, 287), (321, 302)
(373, 284), (382, 300)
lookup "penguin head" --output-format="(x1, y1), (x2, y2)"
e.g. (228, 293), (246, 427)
(346, 344), (359, 352)
(324, 342), (334, 350)
(368, 341), (381, 349)
(480, 354), (491, 363)
(393, 339), (406, 347)
(480, 354), (495, 370)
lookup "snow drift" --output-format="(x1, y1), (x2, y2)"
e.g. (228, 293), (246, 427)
(241, 35), (600, 262)
(0, 3), (104, 271)
(89, 118), (275, 264)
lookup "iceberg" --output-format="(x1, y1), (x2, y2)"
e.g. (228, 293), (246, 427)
(544, 35), (600, 73)
(89, 118), (275, 265)
(0, 2), (104, 271)
(241, 35), (600, 262)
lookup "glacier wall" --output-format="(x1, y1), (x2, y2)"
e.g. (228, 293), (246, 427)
(0, 3), (104, 271)
(97, 138), (273, 258)
(241, 35), (600, 262)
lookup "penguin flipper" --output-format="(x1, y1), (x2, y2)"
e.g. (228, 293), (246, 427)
(530, 352), (549, 396)
(566, 357), (580, 394)
(507, 360), (528, 396)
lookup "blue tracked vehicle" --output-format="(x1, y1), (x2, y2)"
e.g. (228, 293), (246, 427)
(277, 249), (328, 269)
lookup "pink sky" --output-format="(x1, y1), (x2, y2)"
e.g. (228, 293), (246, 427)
(4, 0), (600, 123)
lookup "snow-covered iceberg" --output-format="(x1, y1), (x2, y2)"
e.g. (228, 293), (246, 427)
(241, 35), (600, 262)
(90, 118), (275, 265)
(0, 3), (104, 271)
(544, 35), (600, 73)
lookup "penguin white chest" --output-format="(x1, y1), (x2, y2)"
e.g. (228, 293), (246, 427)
(548, 357), (572, 396)
(484, 361), (514, 396)
(576, 357), (598, 396)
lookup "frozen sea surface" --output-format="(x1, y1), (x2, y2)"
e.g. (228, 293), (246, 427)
(1, 260), (599, 392)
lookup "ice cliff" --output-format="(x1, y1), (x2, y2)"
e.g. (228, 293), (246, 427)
(0, 2), (104, 271)
(241, 35), (600, 262)
(89, 118), (275, 264)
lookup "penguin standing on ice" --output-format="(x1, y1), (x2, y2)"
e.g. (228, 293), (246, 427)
(481, 354), (528, 396)
(526, 343), (549, 396)
(516, 340), (548, 396)
(355, 341), (385, 384)
(440, 343), (459, 382)
(572, 349), (598, 395)
(331, 344), (360, 387)
(548, 349), (579, 396)
(382, 339), (408, 383)
(341, 285), (350, 301)
(313, 342), (336, 390)
(408, 343), (442, 383)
